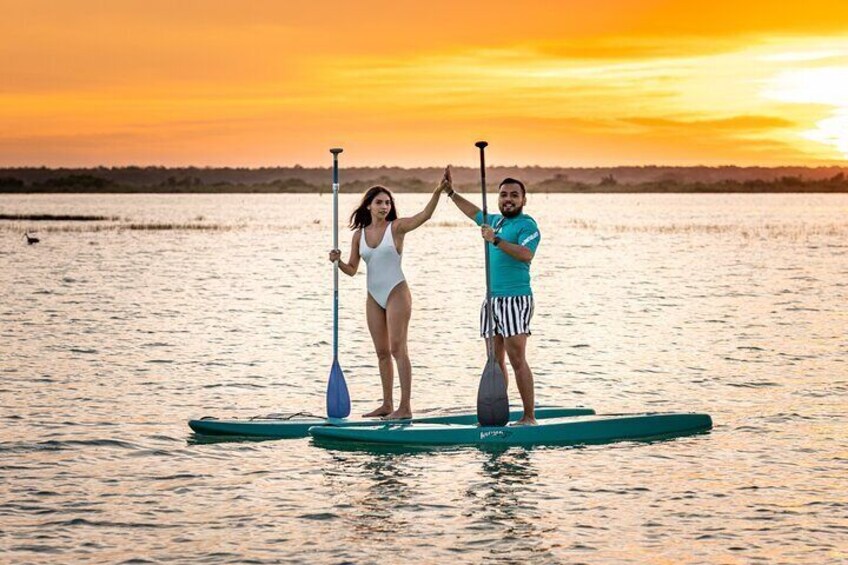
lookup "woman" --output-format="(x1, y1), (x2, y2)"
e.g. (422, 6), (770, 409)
(329, 168), (449, 420)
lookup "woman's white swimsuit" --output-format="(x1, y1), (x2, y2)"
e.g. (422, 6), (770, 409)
(360, 222), (405, 309)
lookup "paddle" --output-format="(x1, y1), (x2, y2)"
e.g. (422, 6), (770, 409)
(326, 148), (351, 419)
(475, 141), (510, 427)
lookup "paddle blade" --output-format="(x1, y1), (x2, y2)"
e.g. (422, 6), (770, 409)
(326, 359), (351, 419)
(477, 356), (509, 426)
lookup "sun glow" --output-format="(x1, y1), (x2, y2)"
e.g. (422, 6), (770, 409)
(764, 64), (848, 159)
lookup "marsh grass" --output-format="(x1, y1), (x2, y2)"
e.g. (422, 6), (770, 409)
(0, 214), (121, 221)
(560, 218), (848, 239)
(1, 222), (241, 233)
(413, 217), (847, 238)
(0, 222), (342, 233)
(429, 221), (469, 228)
(3, 216), (843, 238)
(123, 223), (235, 231)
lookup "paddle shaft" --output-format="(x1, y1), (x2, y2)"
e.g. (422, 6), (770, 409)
(476, 141), (494, 357)
(331, 148), (343, 360)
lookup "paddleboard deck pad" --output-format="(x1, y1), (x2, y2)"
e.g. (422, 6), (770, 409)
(188, 406), (595, 438)
(308, 412), (712, 447)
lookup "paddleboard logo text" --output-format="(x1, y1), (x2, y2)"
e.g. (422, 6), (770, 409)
(480, 430), (512, 440)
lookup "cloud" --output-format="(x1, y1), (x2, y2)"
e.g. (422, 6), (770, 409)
(534, 37), (745, 61)
(621, 115), (797, 133)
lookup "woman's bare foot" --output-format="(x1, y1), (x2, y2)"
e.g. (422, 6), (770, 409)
(363, 404), (393, 418)
(512, 416), (538, 426)
(383, 408), (413, 420)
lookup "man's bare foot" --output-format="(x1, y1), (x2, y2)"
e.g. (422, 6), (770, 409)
(363, 405), (393, 418)
(512, 417), (538, 426)
(383, 408), (413, 420)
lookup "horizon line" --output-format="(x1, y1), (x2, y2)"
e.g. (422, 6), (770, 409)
(3, 163), (848, 170)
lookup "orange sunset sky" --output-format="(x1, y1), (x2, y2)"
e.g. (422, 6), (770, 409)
(2, 0), (848, 167)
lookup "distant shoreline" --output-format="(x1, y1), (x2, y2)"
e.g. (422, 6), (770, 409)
(3, 186), (848, 194)
(2, 166), (847, 193)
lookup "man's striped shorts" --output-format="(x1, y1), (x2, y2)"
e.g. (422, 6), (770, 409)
(479, 295), (535, 338)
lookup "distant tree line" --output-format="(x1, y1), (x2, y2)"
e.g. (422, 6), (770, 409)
(533, 172), (848, 193)
(1, 168), (847, 193)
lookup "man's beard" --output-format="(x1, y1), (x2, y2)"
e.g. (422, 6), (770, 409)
(500, 204), (523, 218)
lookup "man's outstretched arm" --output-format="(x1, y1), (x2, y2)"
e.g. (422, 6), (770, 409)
(448, 190), (481, 221)
(443, 166), (481, 221)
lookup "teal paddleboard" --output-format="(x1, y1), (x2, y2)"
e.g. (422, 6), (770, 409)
(308, 413), (712, 447)
(188, 406), (595, 439)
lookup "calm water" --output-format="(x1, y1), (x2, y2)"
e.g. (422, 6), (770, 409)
(1, 193), (846, 564)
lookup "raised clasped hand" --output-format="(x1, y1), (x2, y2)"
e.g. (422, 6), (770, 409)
(329, 249), (341, 262)
(439, 165), (452, 192)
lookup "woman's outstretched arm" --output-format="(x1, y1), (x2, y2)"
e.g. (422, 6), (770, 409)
(395, 166), (450, 235)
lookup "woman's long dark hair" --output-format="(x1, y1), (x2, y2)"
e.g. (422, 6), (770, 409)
(349, 185), (398, 230)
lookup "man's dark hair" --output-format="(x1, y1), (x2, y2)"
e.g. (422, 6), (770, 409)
(498, 177), (526, 196)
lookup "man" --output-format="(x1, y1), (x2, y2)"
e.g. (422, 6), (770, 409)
(444, 170), (541, 425)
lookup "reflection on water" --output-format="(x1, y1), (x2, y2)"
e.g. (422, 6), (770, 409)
(325, 451), (419, 540)
(462, 449), (546, 561)
(1, 193), (846, 563)
(318, 445), (552, 561)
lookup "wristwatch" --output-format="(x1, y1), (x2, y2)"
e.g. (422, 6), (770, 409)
(492, 236), (502, 247)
